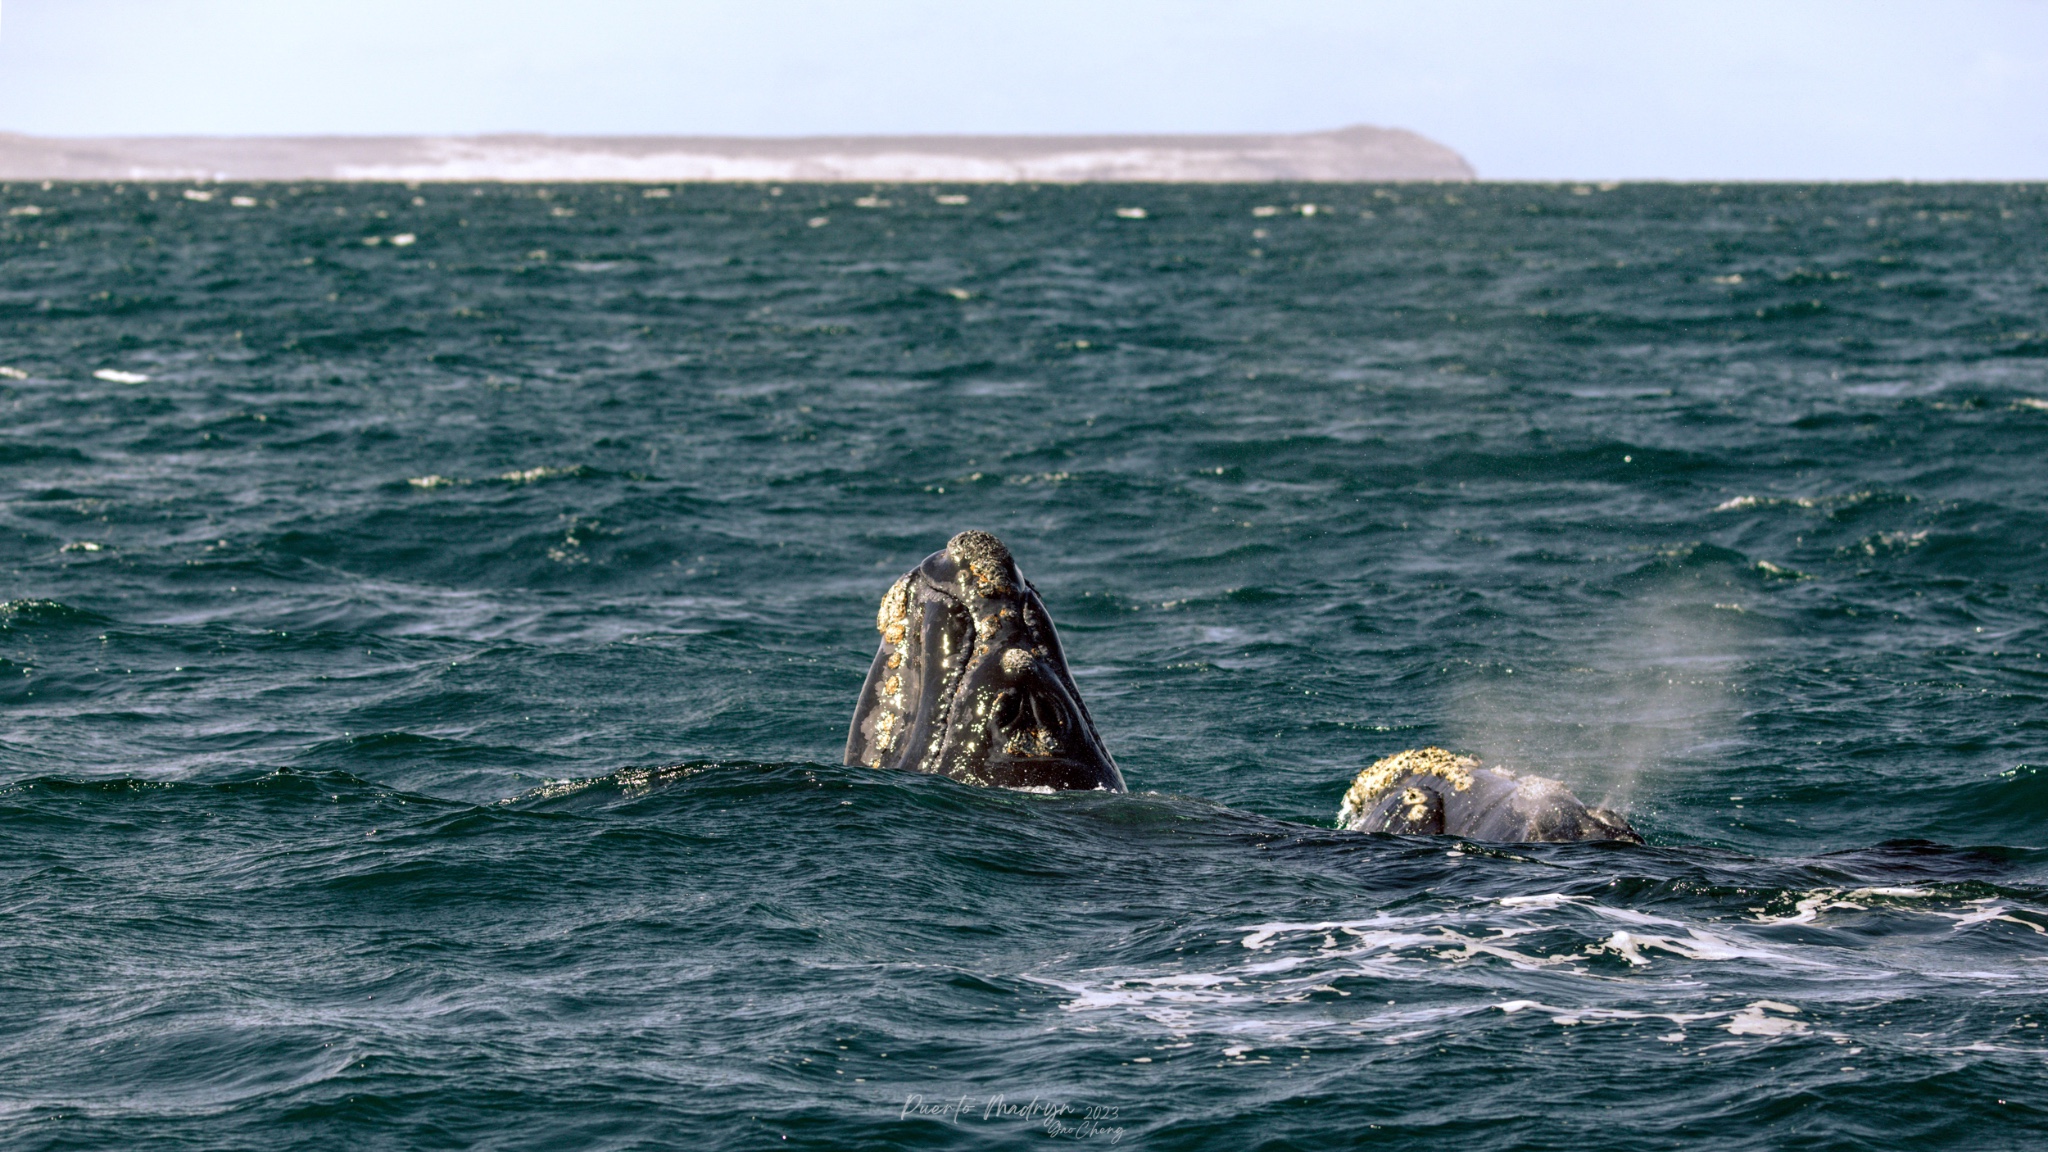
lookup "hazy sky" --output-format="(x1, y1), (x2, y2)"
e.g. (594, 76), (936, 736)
(2, 0), (2044, 179)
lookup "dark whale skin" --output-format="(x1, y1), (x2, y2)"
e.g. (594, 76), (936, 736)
(1338, 747), (1642, 844)
(845, 530), (1124, 792)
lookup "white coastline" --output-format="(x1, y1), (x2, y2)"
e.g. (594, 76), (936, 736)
(0, 125), (1473, 183)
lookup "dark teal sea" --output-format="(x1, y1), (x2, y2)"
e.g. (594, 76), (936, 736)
(3, 180), (2046, 1150)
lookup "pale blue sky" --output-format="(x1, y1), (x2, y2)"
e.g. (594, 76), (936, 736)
(2, 0), (2044, 179)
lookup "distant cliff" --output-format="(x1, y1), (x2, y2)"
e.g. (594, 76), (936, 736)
(0, 125), (1472, 182)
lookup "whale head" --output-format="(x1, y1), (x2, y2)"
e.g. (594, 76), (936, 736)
(845, 530), (1125, 792)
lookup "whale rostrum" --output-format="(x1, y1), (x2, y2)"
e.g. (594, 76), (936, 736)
(845, 530), (1125, 792)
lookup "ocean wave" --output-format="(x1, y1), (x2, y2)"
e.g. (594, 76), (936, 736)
(6, 180), (2048, 1149)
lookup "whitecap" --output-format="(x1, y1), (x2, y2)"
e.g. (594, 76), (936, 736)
(1497, 894), (1588, 908)
(1592, 926), (1810, 968)
(1581, 903), (1687, 928)
(1938, 903), (2048, 934)
(93, 369), (150, 384)
(1752, 892), (1843, 925)
(1722, 1002), (1807, 1036)
(499, 465), (578, 484)
(1241, 917), (1411, 950)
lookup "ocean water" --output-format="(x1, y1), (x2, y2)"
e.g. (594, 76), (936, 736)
(2, 180), (2045, 1150)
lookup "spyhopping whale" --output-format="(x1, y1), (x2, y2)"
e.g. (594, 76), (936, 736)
(846, 530), (1640, 843)
(845, 530), (1124, 791)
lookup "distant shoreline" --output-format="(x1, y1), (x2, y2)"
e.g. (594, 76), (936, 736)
(0, 125), (1474, 183)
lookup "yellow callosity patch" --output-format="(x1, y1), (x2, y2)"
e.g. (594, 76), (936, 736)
(972, 606), (1015, 644)
(1338, 747), (1478, 828)
(875, 575), (914, 646)
(1401, 787), (1431, 823)
(968, 560), (1010, 594)
(866, 575), (920, 764)
(946, 530), (1014, 599)
(869, 708), (900, 758)
(1003, 728), (1061, 757)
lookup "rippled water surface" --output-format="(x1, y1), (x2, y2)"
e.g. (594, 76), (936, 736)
(3, 181), (2046, 1149)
